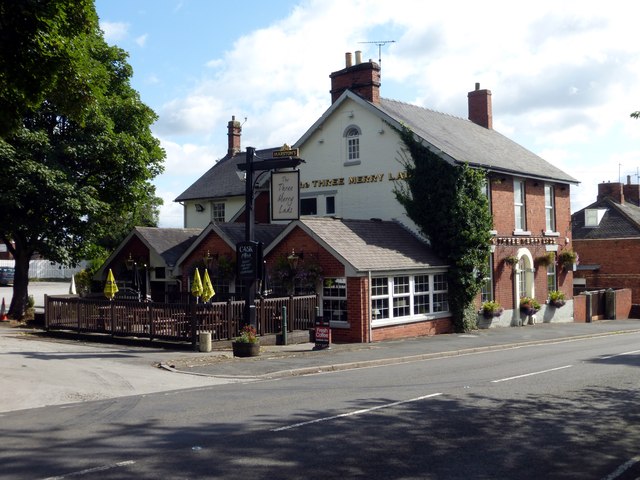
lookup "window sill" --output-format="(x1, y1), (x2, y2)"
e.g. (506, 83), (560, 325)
(372, 312), (450, 328)
(343, 160), (361, 167)
(543, 231), (560, 237)
(512, 230), (531, 236)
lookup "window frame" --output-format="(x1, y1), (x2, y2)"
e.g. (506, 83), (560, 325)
(212, 202), (225, 223)
(322, 277), (347, 325)
(371, 272), (449, 327)
(514, 179), (526, 232)
(544, 184), (556, 232)
(343, 125), (362, 166)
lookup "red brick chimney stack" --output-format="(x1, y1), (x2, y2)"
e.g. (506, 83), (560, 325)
(468, 83), (493, 129)
(329, 51), (381, 104)
(227, 115), (241, 156)
(597, 181), (625, 204)
(623, 175), (640, 206)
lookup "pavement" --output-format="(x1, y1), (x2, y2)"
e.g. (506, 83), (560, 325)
(161, 318), (640, 378)
(3, 318), (640, 413)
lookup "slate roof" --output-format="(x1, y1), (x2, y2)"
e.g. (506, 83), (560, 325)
(174, 222), (287, 269)
(377, 98), (578, 184)
(269, 217), (447, 274)
(174, 147), (281, 202)
(134, 227), (201, 266)
(572, 198), (640, 240)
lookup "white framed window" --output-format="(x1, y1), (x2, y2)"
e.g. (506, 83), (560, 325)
(514, 179), (526, 231)
(326, 196), (335, 215)
(585, 208), (606, 227)
(371, 273), (449, 325)
(544, 185), (555, 232)
(480, 256), (493, 303)
(343, 125), (361, 165)
(322, 278), (347, 323)
(300, 198), (317, 215)
(546, 253), (557, 292)
(212, 202), (225, 223)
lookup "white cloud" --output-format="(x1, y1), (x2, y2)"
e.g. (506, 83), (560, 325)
(100, 21), (129, 42)
(135, 34), (148, 47)
(141, 0), (640, 223)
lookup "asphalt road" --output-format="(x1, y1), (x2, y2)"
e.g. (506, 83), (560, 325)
(2, 330), (640, 479)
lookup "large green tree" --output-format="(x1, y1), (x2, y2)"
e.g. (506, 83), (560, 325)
(394, 127), (493, 332)
(0, 0), (165, 318)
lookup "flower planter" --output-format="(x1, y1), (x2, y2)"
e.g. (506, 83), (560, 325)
(232, 342), (260, 357)
(483, 309), (503, 319)
(520, 307), (539, 316)
(549, 300), (566, 308)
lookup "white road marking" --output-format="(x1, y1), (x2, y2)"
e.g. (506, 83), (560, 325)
(271, 393), (443, 432)
(601, 455), (640, 480)
(40, 460), (135, 479)
(491, 365), (573, 383)
(600, 349), (640, 360)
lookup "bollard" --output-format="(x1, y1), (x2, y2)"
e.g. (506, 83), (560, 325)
(199, 331), (212, 352)
(281, 306), (288, 346)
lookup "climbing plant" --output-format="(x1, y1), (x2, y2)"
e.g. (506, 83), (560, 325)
(394, 126), (493, 331)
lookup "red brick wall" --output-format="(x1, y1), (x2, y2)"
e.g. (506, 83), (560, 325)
(329, 61), (381, 104)
(106, 235), (149, 279)
(487, 176), (573, 310)
(616, 288), (632, 319)
(573, 238), (640, 302)
(372, 317), (454, 341)
(574, 295), (587, 322)
(181, 234), (235, 291)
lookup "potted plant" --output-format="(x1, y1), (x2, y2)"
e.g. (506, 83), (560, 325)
(548, 290), (566, 308)
(536, 252), (555, 268)
(519, 297), (541, 316)
(232, 325), (260, 357)
(504, 255), (519, 267)
(480, 300), (504, 318)
(558, 249), (578, 270)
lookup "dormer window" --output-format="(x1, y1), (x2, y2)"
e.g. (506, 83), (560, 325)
(585, 208), (606, 227)
(344, 125), (361, 166)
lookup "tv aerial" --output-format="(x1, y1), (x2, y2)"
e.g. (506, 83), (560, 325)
(358, 40), (396, 67)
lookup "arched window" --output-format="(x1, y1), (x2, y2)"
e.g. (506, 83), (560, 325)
(344, 125), (361, 162)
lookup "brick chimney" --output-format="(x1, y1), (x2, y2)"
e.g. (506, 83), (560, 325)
(597, 181), (624, 204)
(468, 83), (493, 129)
(623, 175), (640, 206)
(330, 51), (381, 104)
(227, 115), (241, 156)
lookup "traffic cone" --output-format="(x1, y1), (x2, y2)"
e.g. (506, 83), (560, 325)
(1, 297), (7, 321)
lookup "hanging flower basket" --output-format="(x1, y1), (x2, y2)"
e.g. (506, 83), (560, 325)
(504, 255), (519, 267)
(558, 249), (578, 270)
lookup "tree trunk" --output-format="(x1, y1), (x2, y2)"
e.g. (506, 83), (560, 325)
(8, 244), (31, 319)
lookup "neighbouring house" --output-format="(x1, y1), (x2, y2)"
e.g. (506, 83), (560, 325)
(572, 178), (640, 303)
(100, 52), (579, 342)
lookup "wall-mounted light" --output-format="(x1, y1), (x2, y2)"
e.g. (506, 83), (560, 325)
(348, 111), (354, 118)
(195, 203), (205, 212)
(287, 248), (303, 268)
(378, 128), (385, 134)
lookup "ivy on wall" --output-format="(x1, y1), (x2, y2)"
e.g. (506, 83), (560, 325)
(394, 126), (493, 331)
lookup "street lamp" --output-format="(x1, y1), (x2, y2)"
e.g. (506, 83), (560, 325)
(236, 146), (303, 328)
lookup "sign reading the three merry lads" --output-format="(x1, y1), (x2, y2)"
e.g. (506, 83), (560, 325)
(271, 170), (300, 221)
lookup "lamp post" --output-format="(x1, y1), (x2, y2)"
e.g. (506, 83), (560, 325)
(237, 147), (303, 329)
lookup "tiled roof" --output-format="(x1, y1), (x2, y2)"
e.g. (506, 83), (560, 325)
(215, 223), (287, 248)
(298, 217), (446, 273)
(134, 227), (201, 266)
(377, 98), (578, 184)
(572, 198), (640, 239)
(174, 147), (281, 202)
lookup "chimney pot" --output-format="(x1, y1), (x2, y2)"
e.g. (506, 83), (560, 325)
(345, 52), (353, 68)
(475, 82), (480, 91)
(355, 50), (362, 64)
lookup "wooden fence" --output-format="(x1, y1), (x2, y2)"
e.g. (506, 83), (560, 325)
(45, 294), (318, 346)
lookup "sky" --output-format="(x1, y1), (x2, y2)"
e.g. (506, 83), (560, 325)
(94, 0), (640, 228)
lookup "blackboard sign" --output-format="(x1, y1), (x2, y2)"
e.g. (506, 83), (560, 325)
(236, 241), (262, 280)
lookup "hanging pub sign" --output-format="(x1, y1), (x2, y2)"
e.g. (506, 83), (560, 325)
(236, 241), (263, 280)
(271, 170), (300, 221)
